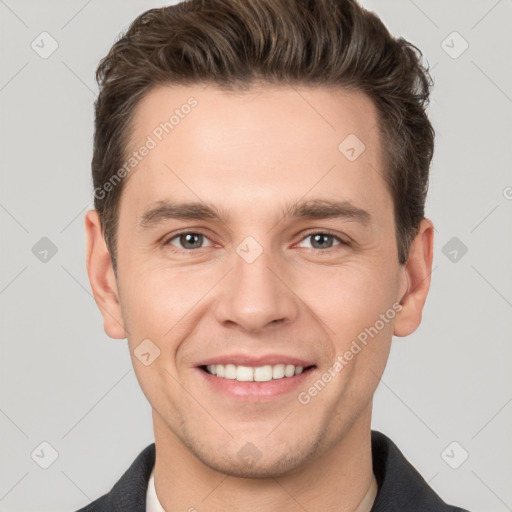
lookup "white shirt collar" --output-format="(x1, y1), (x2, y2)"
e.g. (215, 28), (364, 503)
(146, 465), (166, 512)
(146, 462), (376, 512)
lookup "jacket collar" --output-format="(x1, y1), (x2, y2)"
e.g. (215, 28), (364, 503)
(96, 430), (462, 512)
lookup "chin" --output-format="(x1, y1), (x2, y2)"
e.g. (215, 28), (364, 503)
(190, 438), (320, 479)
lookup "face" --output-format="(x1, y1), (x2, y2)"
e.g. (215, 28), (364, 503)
(86, 83), (430, 478)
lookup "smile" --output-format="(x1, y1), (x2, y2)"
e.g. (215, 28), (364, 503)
(202, 363), (313, 381)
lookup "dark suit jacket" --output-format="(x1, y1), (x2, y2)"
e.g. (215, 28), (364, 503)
(74, 430), (471, 511)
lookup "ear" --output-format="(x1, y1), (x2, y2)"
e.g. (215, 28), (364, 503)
(394, 218), (434, 337)
(85, 209), (127, 339)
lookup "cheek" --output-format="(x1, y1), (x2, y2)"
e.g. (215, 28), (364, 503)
(119, 259), (220, 345)
(119, 267), (203, 401)
(295, 260), (399, 339)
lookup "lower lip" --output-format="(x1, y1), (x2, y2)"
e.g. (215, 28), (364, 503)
(197, 367), (316, 402)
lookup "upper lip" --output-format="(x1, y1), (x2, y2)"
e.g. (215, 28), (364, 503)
(196, 354), (315, 367)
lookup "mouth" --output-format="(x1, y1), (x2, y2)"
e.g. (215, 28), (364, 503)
(197, 363), (317, 401)
(200, 363), (316, 382)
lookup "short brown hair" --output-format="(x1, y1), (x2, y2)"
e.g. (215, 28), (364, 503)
(92, 0), (434, 273)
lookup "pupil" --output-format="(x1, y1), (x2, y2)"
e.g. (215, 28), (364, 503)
(181, 233), (202, 249)
(312, 234), (332, 249)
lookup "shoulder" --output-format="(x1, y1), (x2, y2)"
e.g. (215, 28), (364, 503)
(370, 430), (472, 512)
(71, 443), (156, 512)
(74, 495), (110, 512)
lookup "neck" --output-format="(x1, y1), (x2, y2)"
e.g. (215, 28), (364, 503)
(152, 406), (377, 512)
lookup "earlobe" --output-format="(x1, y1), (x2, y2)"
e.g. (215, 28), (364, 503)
(84, 209), (127, 339)
(393, 218), (434, 338)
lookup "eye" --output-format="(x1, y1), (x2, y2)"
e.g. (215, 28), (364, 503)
(296, 232), (346, 251)
(164, 232), (214, 251)
(163, 230), (348, 253)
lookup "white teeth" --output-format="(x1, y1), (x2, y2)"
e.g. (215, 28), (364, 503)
(205, 363), (307, 381)
(272, 364), (285, 379)
(224, 364), (237, 379)
(236, 365), (254, 381)
(284, 364), (295, 377)
(254, 365), (273, 382)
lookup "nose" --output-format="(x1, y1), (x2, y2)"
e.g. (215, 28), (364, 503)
(211, 246), (299, 333)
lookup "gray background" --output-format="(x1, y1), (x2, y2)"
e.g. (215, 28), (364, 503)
(0, 0), (511, 511)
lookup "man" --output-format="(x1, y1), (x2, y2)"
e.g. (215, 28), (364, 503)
(79, 0), (471, 510)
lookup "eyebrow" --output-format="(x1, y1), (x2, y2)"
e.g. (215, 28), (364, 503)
(138, 198), (372, 230)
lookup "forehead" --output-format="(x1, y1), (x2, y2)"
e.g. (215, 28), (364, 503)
(120, 83), (391, 225)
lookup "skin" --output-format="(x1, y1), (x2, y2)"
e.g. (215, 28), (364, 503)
(85, 84), (433, 512)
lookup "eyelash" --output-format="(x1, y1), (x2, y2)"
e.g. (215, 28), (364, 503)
(162, 230), (349, 254)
